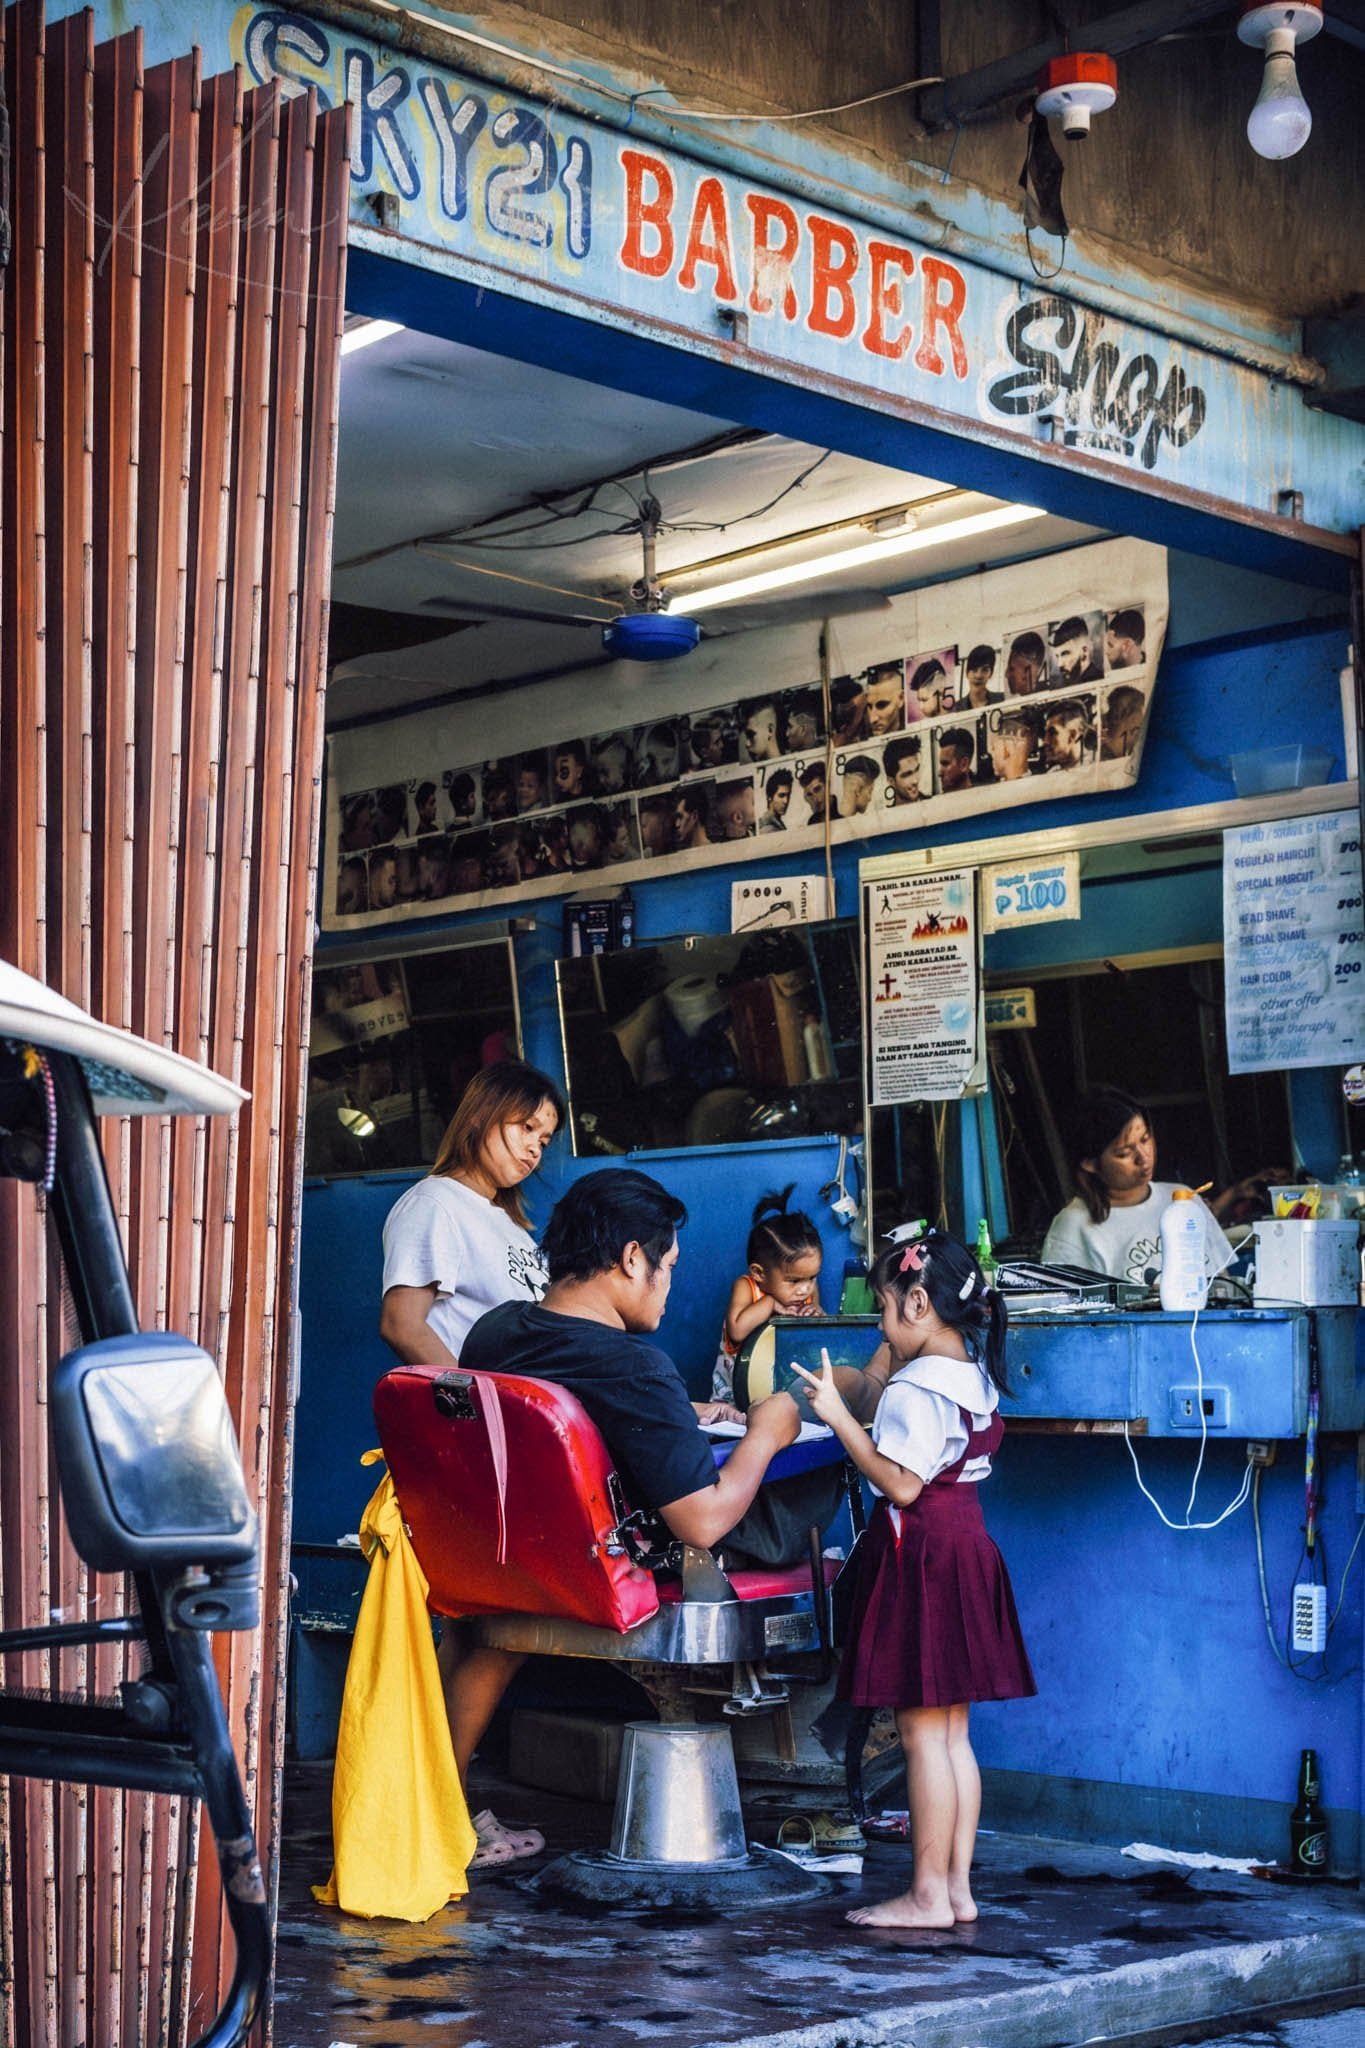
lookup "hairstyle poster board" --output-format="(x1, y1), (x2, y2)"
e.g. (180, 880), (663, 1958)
(863, 870), (981, 1104)
(323, 537), (1168, 930)
(1223, 812), (1365, 1074)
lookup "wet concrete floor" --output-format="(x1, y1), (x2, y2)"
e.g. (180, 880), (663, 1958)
(274, 1761), (1363, 2048)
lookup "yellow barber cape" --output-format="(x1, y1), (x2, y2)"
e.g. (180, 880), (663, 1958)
(313, 1453), (477, 1920)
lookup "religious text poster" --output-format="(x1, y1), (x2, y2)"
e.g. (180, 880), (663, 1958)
(1223, 812), (1365, 1074)
(865, 871), (979, 1104)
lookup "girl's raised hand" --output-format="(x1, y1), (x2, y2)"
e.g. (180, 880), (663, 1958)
(788, 1347), (845, 1426)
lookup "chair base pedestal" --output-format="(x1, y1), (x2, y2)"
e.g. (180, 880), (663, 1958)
(528, 1842), (827, 1908)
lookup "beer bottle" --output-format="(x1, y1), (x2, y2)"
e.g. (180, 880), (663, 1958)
(1289, 1748), (1328, 1878)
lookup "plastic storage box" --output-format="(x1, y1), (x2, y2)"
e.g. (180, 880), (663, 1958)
(1252, 1218), (1360, 1306)
(1229, 745), (1333, 797)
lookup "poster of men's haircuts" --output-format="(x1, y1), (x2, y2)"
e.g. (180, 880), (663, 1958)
(323, 538), (1167, 929)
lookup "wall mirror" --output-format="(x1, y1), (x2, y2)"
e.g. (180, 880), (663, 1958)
(556, 918), (861, 1156)
(305, 925), (521, 1176)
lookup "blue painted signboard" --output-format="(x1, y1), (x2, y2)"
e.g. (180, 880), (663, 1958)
(67, 3), (1365, 536)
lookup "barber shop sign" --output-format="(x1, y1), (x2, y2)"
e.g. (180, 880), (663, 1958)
(213, 4), (1362, 525)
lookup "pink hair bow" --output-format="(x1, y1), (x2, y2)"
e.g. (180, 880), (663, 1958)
(899, 1243), (925, 1274)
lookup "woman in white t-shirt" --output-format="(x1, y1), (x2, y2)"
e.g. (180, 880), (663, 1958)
(1040, 1085), (1274, 1289)
(380, 1058), (564, 1867)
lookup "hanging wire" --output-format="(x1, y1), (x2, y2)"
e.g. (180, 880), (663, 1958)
(629, 75), (945, 124)
(453, 447), (836, 550)
(1025, 223), (1069, 282)
(19, 1044), (57, 1192)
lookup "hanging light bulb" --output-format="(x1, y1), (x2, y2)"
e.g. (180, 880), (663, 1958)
(1238, 3), (1323, 161)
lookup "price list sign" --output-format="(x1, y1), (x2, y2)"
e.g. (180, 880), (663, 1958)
(1223, 812), (1365, 1075)
(864, 870), (979, 1104)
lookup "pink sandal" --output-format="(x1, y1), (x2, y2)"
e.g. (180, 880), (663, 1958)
(469, 1807), (546, 1868)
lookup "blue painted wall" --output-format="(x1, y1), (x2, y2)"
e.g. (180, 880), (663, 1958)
(296, 558), (1360, 1858)
(978, 1435), (1363, 1866)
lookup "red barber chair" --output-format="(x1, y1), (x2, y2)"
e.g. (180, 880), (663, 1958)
(375, 1363), (843, 1903)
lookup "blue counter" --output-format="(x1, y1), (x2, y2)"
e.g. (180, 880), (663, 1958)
(747, 1306), (1365, 1438)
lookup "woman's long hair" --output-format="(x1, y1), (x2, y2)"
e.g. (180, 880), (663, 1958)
(870, 1230), (1009, 1394)
(430, 1059), (565, 1227)
(1066, 1085), (1150, 1224)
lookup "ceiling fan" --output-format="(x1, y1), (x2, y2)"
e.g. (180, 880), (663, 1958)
(417, 498), (889, 660)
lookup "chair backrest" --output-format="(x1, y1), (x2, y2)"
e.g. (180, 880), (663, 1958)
(374, 1365), (661, 1631)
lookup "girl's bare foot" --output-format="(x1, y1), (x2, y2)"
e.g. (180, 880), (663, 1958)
(846, 1889), (956, 1930)
(948, 1885), (978, 1923)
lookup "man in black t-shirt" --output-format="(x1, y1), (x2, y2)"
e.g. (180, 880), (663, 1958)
(451, 1171), (805, 1824)
(461, 1169), (801, 1538)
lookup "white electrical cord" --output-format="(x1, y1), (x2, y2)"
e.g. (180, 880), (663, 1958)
(351, 3), (942, 125)
(1122, 1307), (1253, 1532)
(1253, 1463), (1365, 1675)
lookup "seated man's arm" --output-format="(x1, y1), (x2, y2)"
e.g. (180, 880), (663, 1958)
(379, 1284), (459, 1370)
(657, 1393), (800, 1549)
(833, 1342), (892, 1425)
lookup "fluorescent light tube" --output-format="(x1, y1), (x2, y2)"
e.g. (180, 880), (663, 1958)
(340, 318), (405, 356)
(671, 503), (1045, 614)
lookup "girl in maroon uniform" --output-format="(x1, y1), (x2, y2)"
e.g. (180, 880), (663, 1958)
(794, 1231), (1034, 1928)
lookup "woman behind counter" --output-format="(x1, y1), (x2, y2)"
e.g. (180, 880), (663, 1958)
(380, 1057), (565, 1867)
(1041, 1085), (1278, 1290)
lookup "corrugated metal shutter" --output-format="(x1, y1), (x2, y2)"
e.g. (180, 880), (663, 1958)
(0, 5), (349, 2041)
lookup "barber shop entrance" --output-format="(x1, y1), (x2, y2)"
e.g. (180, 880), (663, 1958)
(5, 5), (1363, 2045)
(271, 0), (1364, 1952)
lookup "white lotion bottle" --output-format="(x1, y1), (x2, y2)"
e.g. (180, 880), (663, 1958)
(1159, 1187), (1209, 1312)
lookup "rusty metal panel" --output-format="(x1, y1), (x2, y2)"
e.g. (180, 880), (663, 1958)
(264, 89), (350, 1971)
(0, 9), (348, 2044)
(170, 62), (243, 1363)
(86, 22), (143, 2013)
(202, 89), (320, 2029)
(43, 22), (97, 2047)
(0, 5), (56, 2042)
(186, 84), (282, 2032)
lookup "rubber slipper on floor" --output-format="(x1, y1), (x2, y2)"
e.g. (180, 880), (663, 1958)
(470, 1807), (546, 1868)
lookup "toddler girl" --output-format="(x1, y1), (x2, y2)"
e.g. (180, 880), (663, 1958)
(793, 1229), (1035, 1928)
(712, 1186), (823, 1403)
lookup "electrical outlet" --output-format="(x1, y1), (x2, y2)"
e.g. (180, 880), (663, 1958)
(1246, 1440), (1277, 1468)
(1168, 1384), (1231, 1431)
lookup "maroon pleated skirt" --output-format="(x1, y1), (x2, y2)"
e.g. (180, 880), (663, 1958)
(837, 1486), (1036, 1710)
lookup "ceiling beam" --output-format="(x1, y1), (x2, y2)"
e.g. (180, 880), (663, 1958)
(920, 1), (1231, 128)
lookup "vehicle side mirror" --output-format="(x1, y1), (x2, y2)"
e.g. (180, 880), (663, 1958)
(52, 1334), (259, 1630)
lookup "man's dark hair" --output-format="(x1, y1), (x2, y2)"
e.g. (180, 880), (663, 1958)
(882, 735), (921, 774)
(965, 643), (995, 671)
(844, 754), (877, 780)
(1050, 615), (1089, 647)
(939, 726), (974, 760)
(543, 1169), (688, 1282)
(1105, 684), (1145, 722)
(764, 767), (794, 799)
(989, 705), (1041, 738)
(1108, 607), (1144, 642)
(798, 761), (825, 787)
(1010, 630), (1046, 662)
(554, 737), (589, 769)
(830, 675), (864, 707)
